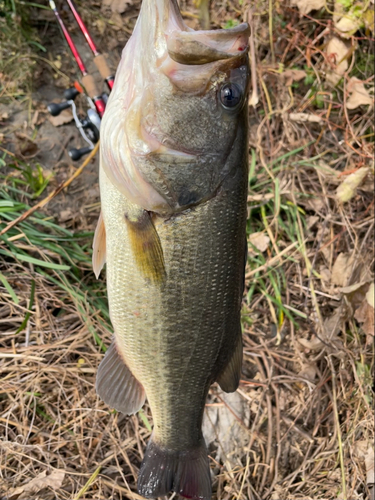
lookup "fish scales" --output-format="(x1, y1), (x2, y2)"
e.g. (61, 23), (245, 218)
(101, 152), (247, 448)
(94, 0), (251, 497)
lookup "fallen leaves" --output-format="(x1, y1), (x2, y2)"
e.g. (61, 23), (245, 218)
(5, 469), (65, 499)
(336, 167), (370, 203)
(248, 232), (270, 253)
(102, 0), (131, 13)
(346, 77), (374, 109)
(331, 252), (355, 287)
(281, 69), (307, 86)
(334, 0), (375, 37)
(354, 283), (374, 343)
(325, 37), (351, 85)
(47, 107), (74, 127)
(290, 0), (325, 15)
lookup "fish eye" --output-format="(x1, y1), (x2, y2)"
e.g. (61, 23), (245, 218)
(219, 83), (242, 109)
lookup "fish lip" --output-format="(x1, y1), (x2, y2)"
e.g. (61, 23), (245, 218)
(166, 23), (250, 65)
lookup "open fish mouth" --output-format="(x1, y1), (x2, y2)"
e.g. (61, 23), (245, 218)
(100, 0), (250, 214)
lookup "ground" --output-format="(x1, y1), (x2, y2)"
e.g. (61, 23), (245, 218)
(0, 0), (374, 499)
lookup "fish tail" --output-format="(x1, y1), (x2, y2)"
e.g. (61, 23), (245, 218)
(137, 435), (211, 500)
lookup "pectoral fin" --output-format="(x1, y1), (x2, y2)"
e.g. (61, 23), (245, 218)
(216, 334), (243, 393)
(125, 207), (166, 283)
(96, 341), (146, 415)
(92, 211), (106, 279)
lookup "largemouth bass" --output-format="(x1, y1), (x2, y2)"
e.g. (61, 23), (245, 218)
(93, 0), (250, 498)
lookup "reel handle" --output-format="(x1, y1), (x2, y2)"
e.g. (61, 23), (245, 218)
(63, 87), (80, 100)
(69, 146), (93, 161)
(47, 101), (71, 116)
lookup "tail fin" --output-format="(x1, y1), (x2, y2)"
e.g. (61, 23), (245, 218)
(137, 436), (211, 500)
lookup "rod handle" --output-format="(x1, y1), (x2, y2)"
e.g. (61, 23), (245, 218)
(81, 74), (99, 100)
(94, 54), (113, 82)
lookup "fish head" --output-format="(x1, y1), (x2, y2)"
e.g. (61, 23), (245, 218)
(101, 0), (250, 214)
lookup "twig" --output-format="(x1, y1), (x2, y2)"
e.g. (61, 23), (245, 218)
(0, 142), (99, 237)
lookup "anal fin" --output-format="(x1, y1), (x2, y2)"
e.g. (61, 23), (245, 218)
(216, 334), (243, 393)
(96, 341), (146, 415)
(125, 207), (166, 283)
(92, 211), (106, 279)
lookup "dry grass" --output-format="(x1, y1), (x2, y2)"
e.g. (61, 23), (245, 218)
(0, 0), (374, 499)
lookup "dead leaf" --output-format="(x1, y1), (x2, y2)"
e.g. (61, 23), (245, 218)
(319, 266), (331, 283)
(346, 77), (374, 109)
(363, 7), (374, 32)
(298, 336), (323, 351)
(335, 12), (363, 37)
(341, 281), (371, 296)
(323, 308), (344, 343)
(53, 57), (62, 69)
(354, 283), (374, 342)
(306, 215), (319, 229)
(298, 363), (317, 382)
(336, 167), (370, 203)
(326, 37), (350, 86)
(60, 209), (73, 222)
(281, 69), (307, 86)
(249, 232), (270, 253)
(331, 252), (355, 286)
(48, 108), (74, 127)
(94, 18), (106, 35)
(291, 0), (325, 15)
(103, 0), (131, 13)
(6, 469), (65, 499)
(341, 280), (371, 313)
(109, 12), (124, 29)
(354, 440), (370, 459)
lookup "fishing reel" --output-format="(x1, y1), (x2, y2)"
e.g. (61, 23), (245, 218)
(47, 87), (103, 161)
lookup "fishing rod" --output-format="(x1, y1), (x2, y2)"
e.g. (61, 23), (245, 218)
(47, 0), (113, 160)
(49, 0), (106, 118)
(65, 0), (114, 91)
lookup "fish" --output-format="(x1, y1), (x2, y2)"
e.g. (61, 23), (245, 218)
(92, 0), (250, 498)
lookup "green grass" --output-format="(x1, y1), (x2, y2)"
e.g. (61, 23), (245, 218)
(244, 145), (312, 334)
(0, 173), (110, 351)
